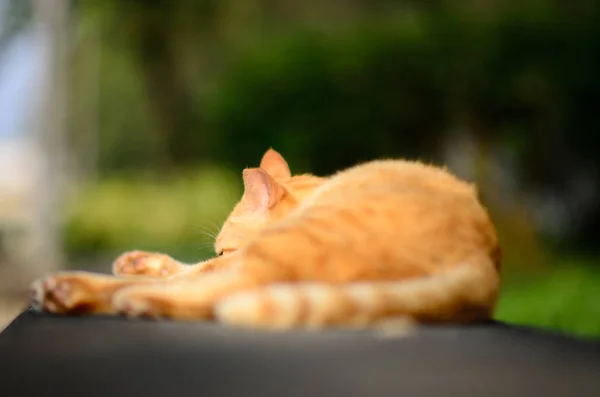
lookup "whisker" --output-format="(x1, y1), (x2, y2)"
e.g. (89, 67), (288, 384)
(197, 225), (216, 235)
(196, 241), (215, 248)
(197, 230), (217, 240)
(195, 244), (216, 256)
(204, 218), (223, 233)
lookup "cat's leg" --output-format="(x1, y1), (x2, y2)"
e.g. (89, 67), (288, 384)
(30, 271), (159, 315)
(112, 250), (189, 277)
(31, 254), (235, 316)
(112, 270), (261, 320)
(112, 250), (230, 278)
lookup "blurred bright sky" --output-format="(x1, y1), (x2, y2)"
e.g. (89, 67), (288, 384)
(0, 2), (46, 191)
(0, 2), (44, 140)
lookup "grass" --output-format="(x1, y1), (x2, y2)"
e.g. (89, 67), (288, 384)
(495, 258), (600, 338)
(64, 165), (242, 262)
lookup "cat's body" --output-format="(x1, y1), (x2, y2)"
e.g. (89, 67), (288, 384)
(31, 149), (501, 329)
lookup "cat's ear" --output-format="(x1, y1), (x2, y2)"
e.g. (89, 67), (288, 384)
(259, 148), (291, 180)
(242, 168), (287, 209)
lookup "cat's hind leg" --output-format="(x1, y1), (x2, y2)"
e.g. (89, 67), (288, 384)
(112, 271), (260, 320)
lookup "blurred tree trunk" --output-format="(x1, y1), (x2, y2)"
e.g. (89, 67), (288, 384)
(29, 0), (70, 275)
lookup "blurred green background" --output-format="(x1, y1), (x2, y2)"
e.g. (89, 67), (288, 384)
(0, 0), (599, 336)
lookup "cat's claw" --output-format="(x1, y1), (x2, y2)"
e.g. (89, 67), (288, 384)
(112, 250), (182, 278)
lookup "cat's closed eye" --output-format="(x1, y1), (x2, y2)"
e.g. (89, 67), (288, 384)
(217, 249), (236, 257)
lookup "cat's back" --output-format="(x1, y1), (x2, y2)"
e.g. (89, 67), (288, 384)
(272, 158), (499, 281)
(301, 159), (478, 208)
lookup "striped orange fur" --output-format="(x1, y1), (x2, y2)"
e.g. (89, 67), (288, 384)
(30, 148), (502, 330)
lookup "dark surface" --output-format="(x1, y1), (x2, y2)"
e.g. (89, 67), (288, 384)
(1, 308), (600, 397)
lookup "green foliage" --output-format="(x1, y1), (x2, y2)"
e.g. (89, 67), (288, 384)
(203, 21), (449, 176)
(497, 259), (600, 338)
(63, 166), (242, 262)
(203, 6), (600, 185)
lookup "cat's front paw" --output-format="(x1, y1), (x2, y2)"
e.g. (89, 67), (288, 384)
(30, 273), (93, 314)
(30, 272), (123, 315)
(112, 250), (182, 278)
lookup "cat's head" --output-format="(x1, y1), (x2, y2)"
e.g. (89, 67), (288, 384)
(214, 148), (325, 256)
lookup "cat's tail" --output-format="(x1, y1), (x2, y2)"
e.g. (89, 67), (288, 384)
(214, 260), (500, 330)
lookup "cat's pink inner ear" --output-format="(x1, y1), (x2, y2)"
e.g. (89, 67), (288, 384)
(259, 148), (291, 180)
(242, 168), (286, 209)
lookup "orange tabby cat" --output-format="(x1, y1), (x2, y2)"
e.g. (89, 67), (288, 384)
(30, 148), (502, 329)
